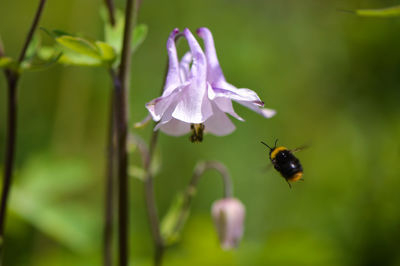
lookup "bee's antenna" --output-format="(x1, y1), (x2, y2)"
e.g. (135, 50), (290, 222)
(274, 139), (279, 149)
(261, 141), (272, 150)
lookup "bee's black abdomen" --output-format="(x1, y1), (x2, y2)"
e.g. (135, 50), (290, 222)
(272, 150), (303, 179)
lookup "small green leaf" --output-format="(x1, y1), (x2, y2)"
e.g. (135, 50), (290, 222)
(25, 34), (41, 60)
(95, 41), (116, 62)
(104, 9), (124, 54)
(0, 57), (13, 68)
(132, 24), (148, 53)
(161, 193), (189, 246)
(56, 35), (102, 59)
(58, 53), (103, 66)
(21, 52), (62, 71)
(356, 5), (400, 17)
(129, 166), (146, 181)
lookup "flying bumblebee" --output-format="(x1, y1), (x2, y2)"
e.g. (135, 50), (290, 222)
(261, 139), (304, 188)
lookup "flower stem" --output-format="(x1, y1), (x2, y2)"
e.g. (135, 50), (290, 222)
(114, 0), (140, 265)
(171, 161), (233, 237)
(104, 0), (116, 26)
(0, 0), (47, 262)
(143, 130), (163, 265)
(104, 85), (116, 266)
(142, 61), (169, 266)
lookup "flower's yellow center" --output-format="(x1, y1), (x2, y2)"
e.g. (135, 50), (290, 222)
(190, 123), (205, 143)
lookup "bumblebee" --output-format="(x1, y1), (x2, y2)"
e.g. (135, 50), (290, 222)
(261, 139), (304, 188)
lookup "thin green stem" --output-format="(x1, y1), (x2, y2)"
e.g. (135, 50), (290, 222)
(171, 161), (233, 238)
(142, 60), (169, 266)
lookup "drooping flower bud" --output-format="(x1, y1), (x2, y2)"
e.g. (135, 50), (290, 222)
(211, 197), (245, 250)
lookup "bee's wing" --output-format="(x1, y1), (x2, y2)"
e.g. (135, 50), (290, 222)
(259, 162), (274, 173)
(290, 145), (309, 153)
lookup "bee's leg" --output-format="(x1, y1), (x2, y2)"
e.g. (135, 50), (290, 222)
(286, 180), (292, 189)
(299, 178), (305, 182)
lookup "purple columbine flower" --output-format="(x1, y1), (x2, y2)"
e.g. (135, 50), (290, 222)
(211, 197), (245, 250)
(145, 27), (275, 142)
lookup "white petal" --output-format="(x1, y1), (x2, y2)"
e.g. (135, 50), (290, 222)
(213, 97), (244, 121)
(211, 83), (264, 106)
(236, 100), (276, 119)
(145, 85), (184, 121)
(204, 105), (236, 136)
(172, 29), (212, 124)
(163, 28), (183, 96)
(179, 52), (192, 82)
(172, 88), (213, 123)
(197, 27), (226, 85)
(156, 118), (191, 136)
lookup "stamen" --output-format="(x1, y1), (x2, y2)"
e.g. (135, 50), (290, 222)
(190, 123), (205, 143)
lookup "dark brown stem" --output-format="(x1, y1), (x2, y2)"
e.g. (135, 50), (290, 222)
(171, 161), (233, 238)
(114, 0), (140, 265)
(0, 72), (18, 261)
(0, 0), (47, 262)
(104, 83), (116, 266)
(18, 0), (47, 63)
(104, 0), (116, 26)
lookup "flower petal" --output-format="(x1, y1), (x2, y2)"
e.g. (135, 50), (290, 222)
(197, 27), (226, 85)
(163, 28), (182, 96)
(236, 100), (276, 118)
(210, 84), (264, 106)
(179, 52), (192, 82)
(204, 104), (236, 136)
(172, 29), (212, 123)
(183, 28), (207, 87)
(145, 84), (185, 121)
(155, 118), (191, 136)
(213, 97), (244, 121)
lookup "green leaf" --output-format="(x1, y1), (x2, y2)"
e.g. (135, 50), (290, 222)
(58, 53), (104, 66)
(0, 56), (13, 68)
(56, 35), (102, 59)
(104, 9), (124, 55)
(95, 41), (116, 62)
(132, 24), (148, 53)
(41, 28), (116, 66)
(103, 10), (147, 55)
(25, 33), (41, 60)
(21, 52), (62, 71)
(161, 193), (190, 246)
(355, 5), (400, 17)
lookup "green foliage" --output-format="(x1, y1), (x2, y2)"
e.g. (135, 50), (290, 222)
(41, 28), (117, 67)
(355, 5), (400, 17)
(103, 8), (148, 57)
(25, 34), (41, 60)
(9, 155), (99, 252)
(132, 24), (148, 54)
(160, 193), (189, 246)
(0, 56), (14, 68)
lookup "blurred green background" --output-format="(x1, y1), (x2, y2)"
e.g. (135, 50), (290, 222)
(1, 0), (400, 265)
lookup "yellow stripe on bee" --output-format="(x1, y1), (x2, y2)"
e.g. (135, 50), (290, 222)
(270, 146), (287, 159)
(288, 172), (303, 182)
